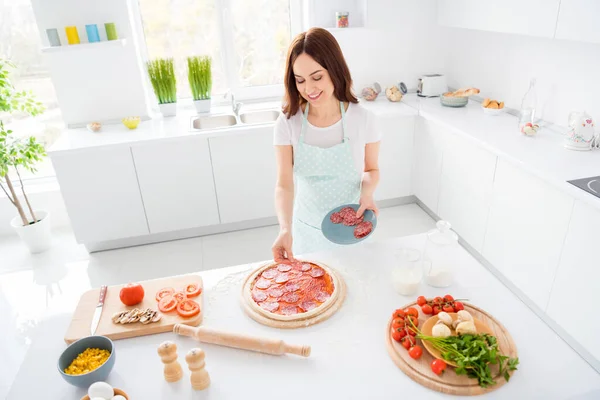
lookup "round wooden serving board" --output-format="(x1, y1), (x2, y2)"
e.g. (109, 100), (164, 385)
(385, 302), (518, 396)
(241, 260), (346, 329)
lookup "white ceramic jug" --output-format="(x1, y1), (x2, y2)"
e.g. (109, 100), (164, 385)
(565, 111), (595, 151)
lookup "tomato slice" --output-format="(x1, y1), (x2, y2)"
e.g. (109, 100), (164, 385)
(177, 299), (200, 318)
(172, 291), (187, 304)
(158, 294), (178, 312)
(155, 287), (175, 302)
(185, 283), (202, 298)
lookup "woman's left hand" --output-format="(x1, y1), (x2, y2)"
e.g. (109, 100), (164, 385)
(356, 194), (379, 218)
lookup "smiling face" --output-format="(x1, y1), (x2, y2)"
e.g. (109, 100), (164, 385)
(293, 53), (335, 107)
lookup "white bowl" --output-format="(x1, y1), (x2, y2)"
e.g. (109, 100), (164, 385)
(482, 105), (507, 116)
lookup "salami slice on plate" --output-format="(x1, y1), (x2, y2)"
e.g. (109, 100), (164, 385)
(339, 206), (355, 217)
(252, 290), (268, 302)
(330, 212), (344, 224)
(255, 278), (272, 289)
(354, 221), (373, 239)
(259, 301), (280, 312)
(309, 267), (325, 278)
(261, 268), (278, 279)
(343, 212), (363, 226)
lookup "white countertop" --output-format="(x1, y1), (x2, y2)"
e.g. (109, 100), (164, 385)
(7, 234), (600, 399)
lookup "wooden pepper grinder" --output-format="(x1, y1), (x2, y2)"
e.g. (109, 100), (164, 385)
(157, 341), (183, 382)
(185, 348), (210, 390)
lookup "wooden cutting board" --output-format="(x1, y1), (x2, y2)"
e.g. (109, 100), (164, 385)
(385, 302), (518, 396)
(65, 273), (203, 344)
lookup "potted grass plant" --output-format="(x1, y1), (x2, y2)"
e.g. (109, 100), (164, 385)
(187, 55), (212, 113)
(0, 59), (51, 253)
(147, 58), (177, 117)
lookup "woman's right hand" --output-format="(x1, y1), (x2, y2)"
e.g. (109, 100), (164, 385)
(272, 228), (294, 262)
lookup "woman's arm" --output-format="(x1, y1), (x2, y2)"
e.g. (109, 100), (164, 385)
(272, 145), (295, 261)
(357, 141), (381, 217)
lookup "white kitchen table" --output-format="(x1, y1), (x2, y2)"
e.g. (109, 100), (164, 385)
(7, 234), (600, 399)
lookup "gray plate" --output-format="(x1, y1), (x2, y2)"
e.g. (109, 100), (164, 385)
(321, 204), (377, 245)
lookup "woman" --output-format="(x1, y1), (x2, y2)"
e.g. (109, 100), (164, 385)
(272, 27), (381, 261)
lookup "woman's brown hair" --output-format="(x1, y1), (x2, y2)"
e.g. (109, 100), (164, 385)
(282, 27), (358, 118)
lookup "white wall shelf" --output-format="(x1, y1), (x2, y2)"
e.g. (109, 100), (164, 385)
(41, 38), (127, 53)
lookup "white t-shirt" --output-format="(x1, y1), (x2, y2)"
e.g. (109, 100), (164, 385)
(273, 102), (381, 173)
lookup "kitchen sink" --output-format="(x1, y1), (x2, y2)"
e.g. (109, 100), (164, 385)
(239, 109), (280, 124)
(190, 114), (237, 130)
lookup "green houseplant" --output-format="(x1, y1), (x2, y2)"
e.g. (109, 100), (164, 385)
(147, 58), (177, 117)
(187, 55), (212, 113)
(0, 59), (52, 253)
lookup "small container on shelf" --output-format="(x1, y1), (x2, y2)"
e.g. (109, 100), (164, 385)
(85, 24), (100, 43)
(46, 28), (61, 47)
(361, 82), (381, 101)
(336, 12), (349, 28)
(65, 26), (80, 45)
(105, 22), (118, 40)
(422, 220), (458, 288)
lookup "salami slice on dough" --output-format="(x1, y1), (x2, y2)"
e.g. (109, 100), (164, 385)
(283, 282), (301, 292)
(281, 305), (299, 315)
(252, 290), (268, 302)
(314, 291), (331, 303)
(255, 278), (272, 289)
(268, 286), (284, 298)
(259, 301), (279, 312)
(330, 212), (344, 224)
(299, 300), (318, 312)
(261, 268), (278, 279)
(354, 221), (373, 239)
(282, 292), (299, 303)
(275, 273), (290, 284)
(309, 267), (325, 278)
(277, 264), (292, 272)
(300, 263), (312, 272)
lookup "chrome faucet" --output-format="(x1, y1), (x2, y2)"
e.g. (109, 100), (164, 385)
(224, 90), (242, 116)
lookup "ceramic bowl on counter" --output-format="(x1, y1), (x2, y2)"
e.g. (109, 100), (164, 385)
(122, 116), (141, 130)
(440, 94), (468, 108)
(482, 105), (507, 116)
(57, 335), (116, 388)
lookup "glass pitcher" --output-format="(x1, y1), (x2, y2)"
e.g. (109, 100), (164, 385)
(423, 220), (458, 288)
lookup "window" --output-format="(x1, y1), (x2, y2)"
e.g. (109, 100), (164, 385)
(137, 0), (293, 101)
(0, 0), (63, 181)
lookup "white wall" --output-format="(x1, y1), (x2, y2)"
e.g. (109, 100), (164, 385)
(441, 27), (600, 127)
(332, 0), (445, 93)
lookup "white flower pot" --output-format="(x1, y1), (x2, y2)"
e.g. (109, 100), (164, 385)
(193, 99), (211, 114)
(10, 210), (52, 254)
(159, 103), (177, 117)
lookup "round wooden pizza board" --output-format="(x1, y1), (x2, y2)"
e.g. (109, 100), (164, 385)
(240, 260), (346, 329)
(385, 302), (518, 396)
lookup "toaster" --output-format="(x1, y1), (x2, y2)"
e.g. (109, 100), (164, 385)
(417, 74), (447, 97)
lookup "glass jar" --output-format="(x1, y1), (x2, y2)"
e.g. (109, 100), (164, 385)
(423, 221), (458, 288)
(336, 12), (349, 28)
(392, 248), (422, 295)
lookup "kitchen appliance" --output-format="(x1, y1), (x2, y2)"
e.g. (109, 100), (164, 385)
(90, 285), (107, 335)
(564, 111), (595, 151)
(568, 176), (600, 199)
(417, 74), (447, 97)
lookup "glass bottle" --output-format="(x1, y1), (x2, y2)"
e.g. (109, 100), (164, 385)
(423, 220), (458, 288)
(519, 78), (538, 135)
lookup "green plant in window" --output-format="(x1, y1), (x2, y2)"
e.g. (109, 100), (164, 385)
(0, 59), (47, 226)
(187, 55), (212, 101)
(147, 58), (177, 104)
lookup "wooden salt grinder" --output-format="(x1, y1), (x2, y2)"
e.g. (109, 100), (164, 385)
(185, 348), (211, 390)
(157, 341), (183, 382)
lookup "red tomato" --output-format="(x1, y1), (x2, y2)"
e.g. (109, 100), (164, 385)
(393, 308), (406, 319)
(434, 296), (443, 304)
(177, 299), (200, 318)
(416, 296), (427, 306)
(432, 305), (441, 315)
(119, 283), (145, 306)
(421, 304), (433, 315)
(401, 336), (413, 350)
(408, 345), (423, 360)
(392, 327), (407, 342)
(405, 307), (419, 318)
(431, 359), (447, 375)
(443, 304), (455, 313)
(155, 287), (175, 302)
(392, 318), (406, 330)
(158, 294), (178, 312)
(454, 301), (465, 311)
(185, 283), (202, 298)
(405, 315), (419, 328)
(173, 291), (187, 304)
(443, 294), (454, 302)
(407, 328), (417, 337)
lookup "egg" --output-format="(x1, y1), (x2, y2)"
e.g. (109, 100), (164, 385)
(111, 396), (127, 400)
(88, 381), (114, 399)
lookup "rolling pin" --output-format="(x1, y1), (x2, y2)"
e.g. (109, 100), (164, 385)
(173, 324), (311, 357)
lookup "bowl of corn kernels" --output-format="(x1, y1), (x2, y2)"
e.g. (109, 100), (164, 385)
(58, 336), (115, 388)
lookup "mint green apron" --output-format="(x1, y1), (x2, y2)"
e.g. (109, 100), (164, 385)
(292, 102), (362, 254)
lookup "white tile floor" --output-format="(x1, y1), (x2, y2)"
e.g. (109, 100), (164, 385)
(0, 204), (435, 397)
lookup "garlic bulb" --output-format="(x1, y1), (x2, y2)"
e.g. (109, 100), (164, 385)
(437, 311), (453, 327)
(456, 320), (477, 335)
(432, 323), (452, 338)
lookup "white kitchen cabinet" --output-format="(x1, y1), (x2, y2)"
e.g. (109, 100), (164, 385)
(50, 147), (149, 243)
(437, 0), (561, 39)
(437, 131), (497, 252)
(482, 159), (574, 310)
(209, 128), (277, 224)
(555, 0), (600, 44)
(375, 116), (414, 201)
(412, 118), (445, 213)
(131, 137), (220, 234)
(547, 200), (600, 361)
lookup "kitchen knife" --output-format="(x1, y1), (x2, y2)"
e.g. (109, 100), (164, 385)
(90, 285), (107, 335)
